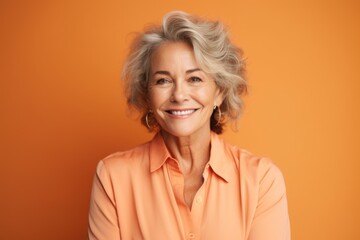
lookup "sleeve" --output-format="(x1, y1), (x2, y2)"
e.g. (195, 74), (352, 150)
(88, 160), (121, 240)
(248, 159), (291, 240)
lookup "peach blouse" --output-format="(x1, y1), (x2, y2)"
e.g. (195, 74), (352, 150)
(88, 133), (290, 239)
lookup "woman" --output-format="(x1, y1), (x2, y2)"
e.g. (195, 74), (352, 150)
(89, 11), (290, 240)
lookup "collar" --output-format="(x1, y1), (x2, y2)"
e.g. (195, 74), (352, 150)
(149, 132), (232, 183)
(149, 133), (172, 173)
(208, 132), (232, 182)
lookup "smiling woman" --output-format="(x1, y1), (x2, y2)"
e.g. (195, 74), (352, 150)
(148, 41), (223, 139)
(122, 11), (247, 134)
(88, 11), (290, 240)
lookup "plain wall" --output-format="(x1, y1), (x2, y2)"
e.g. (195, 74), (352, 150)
(1, 0), (359, 239)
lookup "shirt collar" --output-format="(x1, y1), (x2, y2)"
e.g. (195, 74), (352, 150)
(149, 132), (232, 183)
(149, 133), (172, 173)
(208, 132), (232, 183)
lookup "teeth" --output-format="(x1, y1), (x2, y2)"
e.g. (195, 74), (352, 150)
(170, 109), (195, 115)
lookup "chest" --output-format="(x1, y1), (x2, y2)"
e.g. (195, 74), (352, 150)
(115, 165), (246, 240)
(183, 174), (204, 210)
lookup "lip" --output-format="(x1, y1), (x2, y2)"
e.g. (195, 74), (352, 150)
(165, 108), (199, 118)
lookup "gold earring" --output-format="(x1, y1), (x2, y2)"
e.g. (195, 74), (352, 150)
(214, 105), (222, 126)
(145, 111), (152, 129)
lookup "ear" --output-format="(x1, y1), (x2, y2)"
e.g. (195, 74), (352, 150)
(214, 88), (225, 107)
(145, 92), (153, 110)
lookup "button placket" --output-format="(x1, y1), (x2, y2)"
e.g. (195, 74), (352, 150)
(188, 169), (209, 239)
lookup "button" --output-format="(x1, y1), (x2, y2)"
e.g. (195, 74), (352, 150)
(188, 232), (195, 239)
(196, 196), (202, 203)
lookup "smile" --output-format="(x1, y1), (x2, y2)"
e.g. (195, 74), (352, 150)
(166, 109), (197, 116)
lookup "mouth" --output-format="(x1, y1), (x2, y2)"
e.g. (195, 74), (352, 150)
(165, 109), (198, 116)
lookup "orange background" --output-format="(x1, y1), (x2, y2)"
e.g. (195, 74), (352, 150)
(1, 0), (359, 239)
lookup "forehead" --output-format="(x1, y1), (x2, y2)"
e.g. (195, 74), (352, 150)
(150, 41), (199, 72)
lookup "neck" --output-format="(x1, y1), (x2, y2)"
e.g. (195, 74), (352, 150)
(160, 129), (212, 175)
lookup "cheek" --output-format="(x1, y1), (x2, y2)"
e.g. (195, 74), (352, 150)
(195, 88), (217, 105)
(148, 89), (169, 108)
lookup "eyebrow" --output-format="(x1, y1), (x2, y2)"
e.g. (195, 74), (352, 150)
(152, 68), (202, 76)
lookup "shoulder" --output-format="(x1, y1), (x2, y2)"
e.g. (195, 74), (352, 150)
(226, 144), (288, 215)
(96, 141), (151, 178)
(226, 143), (286, 192)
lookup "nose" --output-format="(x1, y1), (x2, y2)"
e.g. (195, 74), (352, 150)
(170, 80), (188, 103)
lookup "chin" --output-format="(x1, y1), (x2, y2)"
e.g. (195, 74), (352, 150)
(161, 129), (192, 138)
(161, 124), (210, 139)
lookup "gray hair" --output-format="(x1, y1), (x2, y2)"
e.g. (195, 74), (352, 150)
(122, 11), (247, 133)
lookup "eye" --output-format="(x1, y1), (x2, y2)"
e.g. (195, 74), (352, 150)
(189, 76), (202, 83)
(155, 78), (172, 85)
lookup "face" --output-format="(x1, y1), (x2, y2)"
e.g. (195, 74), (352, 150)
(147, 41), (223, 138)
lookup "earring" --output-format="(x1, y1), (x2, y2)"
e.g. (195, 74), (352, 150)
(145, 111), (152, 129)
(214, 105), (222, 126)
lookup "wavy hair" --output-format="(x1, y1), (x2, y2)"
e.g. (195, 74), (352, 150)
(122, 11), (247, 134)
